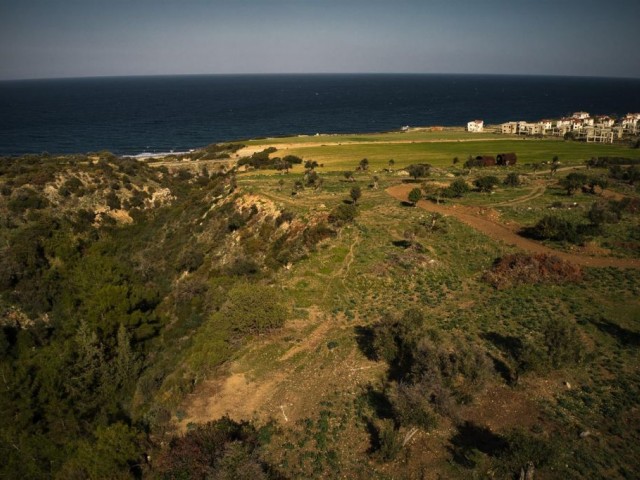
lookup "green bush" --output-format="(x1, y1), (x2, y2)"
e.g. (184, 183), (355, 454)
(441, 178), (470, 198)
(328, 203), (358, 226)
(504, 172), (521, 187)
(8, 188), (49, 213)
(222, 283), (288, 334)
(474, 175), (500, 192)
(525, 215), (582, 243)
(542, 318), (585, 368)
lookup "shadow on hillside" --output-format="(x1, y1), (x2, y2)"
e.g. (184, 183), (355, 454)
(354, 325), (377, 360)
(482, 332), (523, 359)
(595, 320), (640, 347)
(449, 421), (508, 468)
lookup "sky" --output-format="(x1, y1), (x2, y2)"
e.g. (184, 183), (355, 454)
(1, 0), (639, 80)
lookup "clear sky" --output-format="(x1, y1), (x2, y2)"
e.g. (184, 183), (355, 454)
(1, 0), (639, 80)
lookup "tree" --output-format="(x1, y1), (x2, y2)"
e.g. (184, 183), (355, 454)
(559, 172), (587, 195)
(372, 175), (379, 189)
(408, 188), (422, 205)
(504, 172), (521, 187)
(474, 175), (500, 192)
(350, 186), (362, 204)
(358, 158), (369, 171)
(586, 176), (608, 194)
(550, 156), (560, 176)
(388, 159), (395, 169)
(304, 160), (319, 170)
(406, 164), (430, 180)
(441, 178), (470, 198)
(452, 157), (459, 165)
(344, 171), (355, 182)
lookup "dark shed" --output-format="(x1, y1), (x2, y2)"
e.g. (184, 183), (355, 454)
(497, 153), (517, 166)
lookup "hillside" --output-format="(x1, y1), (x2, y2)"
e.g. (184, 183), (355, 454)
(1, 134), (640, 479)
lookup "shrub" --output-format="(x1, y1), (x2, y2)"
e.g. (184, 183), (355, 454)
(328, 203), (357, 226)
(407, 187), (422, 205)
(105, 191), (121, 210)
(524, 215), (582, 243)
(8, 188), (49, 213)
(405, 164), (431, 180)
(503, 172), (521, 187)
(542, 318), (585, 368)
(483, 254), (583, 289)
(221, 283), (288, 334)
(559, 172), (588, 195)
(474, 176), (500, 192)
(388, 381), (438, 430)
(441, 178), (470, 198)
(154, 417), (271, 479)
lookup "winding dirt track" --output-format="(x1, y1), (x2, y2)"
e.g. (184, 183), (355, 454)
(386, 184), (640, 269)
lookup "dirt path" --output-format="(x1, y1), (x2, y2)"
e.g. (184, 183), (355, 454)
(494, 184), (546, 207)
(386, 184), (640, 269)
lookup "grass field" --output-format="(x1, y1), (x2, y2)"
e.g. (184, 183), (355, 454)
(242, 133), (640, 171)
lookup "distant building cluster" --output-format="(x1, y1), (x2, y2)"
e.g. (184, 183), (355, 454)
(494, 112), (640, 144)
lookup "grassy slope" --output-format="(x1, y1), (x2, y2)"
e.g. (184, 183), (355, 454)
(177, 133), (640, 478)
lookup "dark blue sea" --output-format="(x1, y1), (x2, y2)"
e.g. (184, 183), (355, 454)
(1, 74), (639, 156)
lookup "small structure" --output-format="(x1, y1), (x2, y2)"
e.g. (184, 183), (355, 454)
(475, 155), (496, 166)
(622, 113), (640, 133)
(518, 122), (544, 135)
(467, 120), (484, 132)
(497, 152), (517, 166)
(572, 111), (590, 120)
(501, 122), (519, 134)
(595, 115), (615, 128)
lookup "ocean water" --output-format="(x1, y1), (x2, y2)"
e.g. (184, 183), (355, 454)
(1, 74), (639, 156)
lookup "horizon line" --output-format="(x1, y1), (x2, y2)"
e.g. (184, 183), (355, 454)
(2, 71), (640, 83)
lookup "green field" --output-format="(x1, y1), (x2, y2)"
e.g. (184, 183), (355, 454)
(244, 134), (639, 171)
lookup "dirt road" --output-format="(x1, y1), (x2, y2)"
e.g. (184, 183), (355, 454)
(386, 184), (640, 269)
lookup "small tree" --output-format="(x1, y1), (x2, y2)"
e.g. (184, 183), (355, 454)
(350, 186), (362, 204)
(388, 159), (395, 169)
(304, 160), (319, 170)
(359, 158), (369, 171)
(504, 172), (521, 187)
(344, 171), (355, 182)
(474, 175), (500, 192)
(441, 178), (470, 198)
(372, 175), (379, 189)
(405, 164), (430, 180)
(408, 187), (422, 205)
(559, 172), (587, 195)
(452, 157), (459, 165)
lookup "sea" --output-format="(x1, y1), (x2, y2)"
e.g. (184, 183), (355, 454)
(1, 74), (639, 156)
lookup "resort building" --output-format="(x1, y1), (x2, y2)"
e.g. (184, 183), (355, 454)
(572, 111), (590, 120)
(501, 122), (519, 134)
(595, 115), (615, 128)
(517, 122), (544, 135)
(467, 120), (484, 132)
(622, 113), (640, 133)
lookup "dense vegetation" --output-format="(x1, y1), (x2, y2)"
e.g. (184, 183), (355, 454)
(2, 132), (640, 479)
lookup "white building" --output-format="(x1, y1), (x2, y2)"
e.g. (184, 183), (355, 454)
(595, 115), (615, 128)
(622, 113), (640, 131)
(501, 122), (519, 134)
(540, 119), (553, 131)
(518, 122), (544, 135)
(467, 120), (484, 132)
(572, 111), (590, 120)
